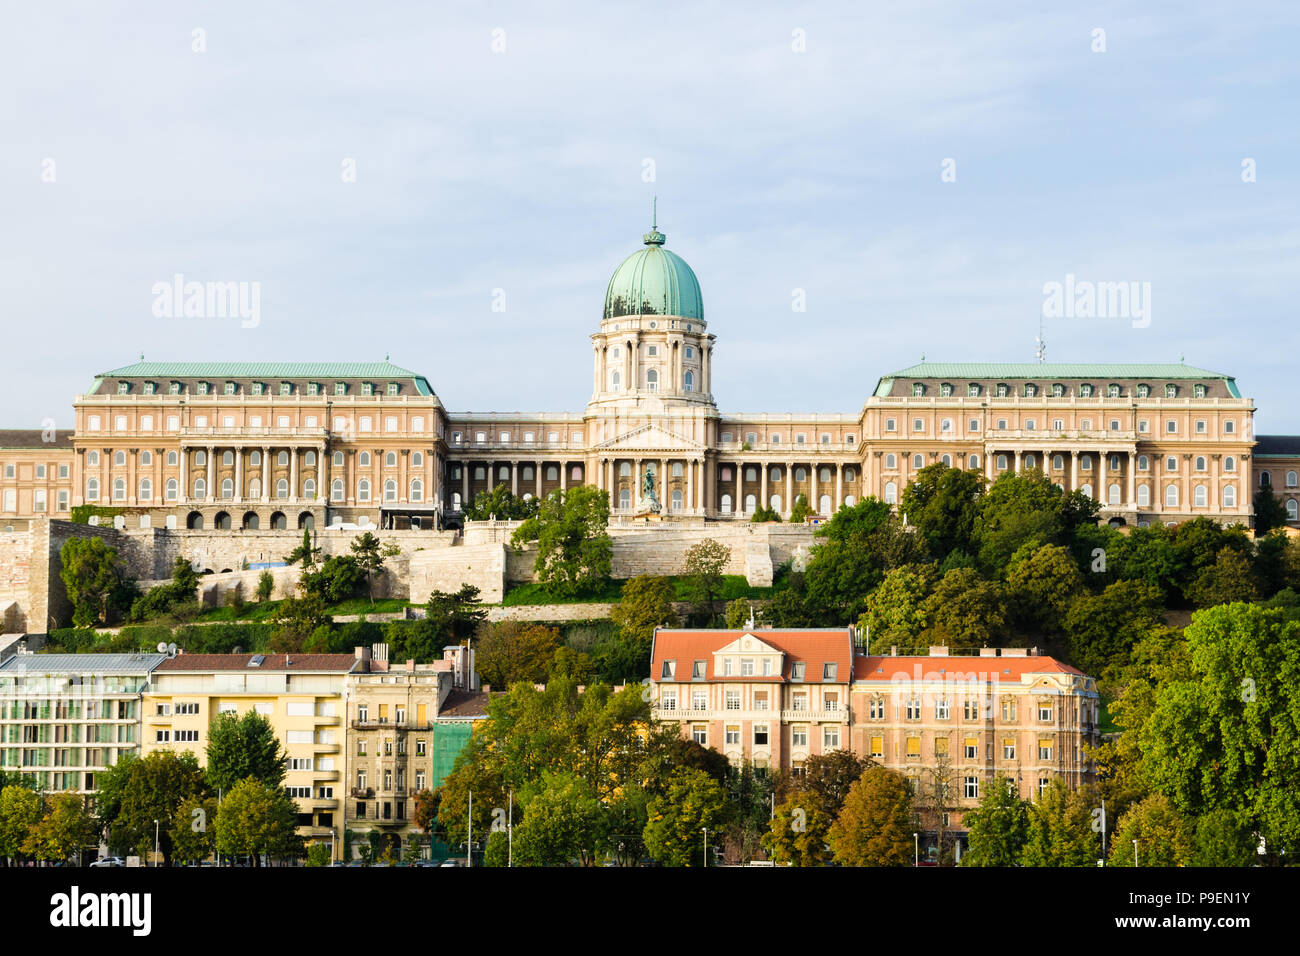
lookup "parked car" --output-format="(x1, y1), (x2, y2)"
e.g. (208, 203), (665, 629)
(88, 856), (125, 868)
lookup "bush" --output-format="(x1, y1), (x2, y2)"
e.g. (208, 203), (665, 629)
(300, 555), (366, 604)
(44, 628), (100, 652)
(174, 622), (272, 654)
(750, 505), (781, 523)
(257, 572), (275, 603)
(305, 843), (332, 867)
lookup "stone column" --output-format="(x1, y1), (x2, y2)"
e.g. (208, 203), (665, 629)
(510, 462), (518, 497)
(1127, 452), (1136, 506)
(1014, 450), (1022, 474)
(461, 462), (469, 507)
(810, 462), (819, 513)
(399, 449), (408, 504)
(735, 463), (742, 514)
(235, 448), (243, 502)
(290, 449), (298, 501)
(179, 448), (188, 504)
(535, 462), (543, 498)
(1069, 451), (1078, 492)
(686, 459), (695, 513)
(206, 446), (214, 501)
(760, 462), (768, 512)
(127, 448), (137, 505)
(263, 447), (272, 502)
(659, 459), (667, 510)
(322, 446), (331, 505)
(784, 462), (794, 517)
(560, 461), (568, 492)
(1209, 455), (1219, 510)
(835, 464), (843, 509)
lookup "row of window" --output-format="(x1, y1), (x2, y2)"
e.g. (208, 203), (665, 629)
(694, 724), (841, 749)
(718, 465), (857, 483)
(875, 697), (1056, 722)
(85, 476), (428, 503)
(885, 736), (1059, 762)
(885, 415), (1238, 436)
(1260, 470), (1300, 487)
(608, 369), (696, 392)
(114, 380), (405, 397)
(719, 432), (857, 446)
(452, 430), (583, 445)
(912, 381), (1210, 399)
(0, 464), (69, 480)
(86, 449), (428, 470)
(0, 489), (69, 513)
(452, 464), (582, 482)
(86, 413), (429, 433)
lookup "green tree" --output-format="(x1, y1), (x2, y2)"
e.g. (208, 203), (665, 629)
(0, 785), (41, 864)
(513, 771), (602, 866)
(412, 789), (438, 835)
(962, 775), (1029, 866)
(1020, 781), (1101, 866)
(284, 528), (321, 569)
(1107, 793), (1192, 867)
(973, 470), (1066, 574)
(825, 766), (915, 866)
(900, 462), (984, 559)
(22, 792), (95, 864)
(464, 483), (539, 521)
(1185, 546), (1261, 608)
(1188, 808), (1258, 867)
(920, 567), (1008, 650)
(610, 575), (678, 654)
(1063, 580), (1164, 678)
(114, 751), (209, 864)
(475, 621), (562, 688)
(425, 585), (488, 645)
(1005, 543), (1084, 634)
(205, 710), (287, 793)
(299, 554), (366, 603)
(305, 842), (331, 867)
(789, 494), (811, 523)
(643, 768), (732, 867)
(256, 571), (275, 603)
(511, 485), (613, 596)
(1254, 485), (1290, 535)
(683, 538), (731, 619)
(859, 564), (935, 653)
(350, 532), (399, 603)
(269, 589), (333, 653)
(725, 598), (752, 629)
(170, 795), (218, 864)
(1139, 602), (1300, 860)
(764, 751), (871, 866)
(213, 778), (303, 866)
(59, 536), (131, 626)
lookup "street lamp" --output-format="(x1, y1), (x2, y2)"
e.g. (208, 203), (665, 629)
(153, 820), (160, 868)
(913, 832), (919, 867)
(1133, 839), (1139, 868)
(702, 828), (709, 868)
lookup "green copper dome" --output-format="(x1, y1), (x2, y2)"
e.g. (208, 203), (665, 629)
(603, 219), (703, 322)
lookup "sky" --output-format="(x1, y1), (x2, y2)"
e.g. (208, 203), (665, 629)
(2, 1), (1298, 431)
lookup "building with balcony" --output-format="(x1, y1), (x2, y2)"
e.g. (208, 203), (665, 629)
(141, 652), (360, 857)
(648, 627), (855, 772)
(0, 651), (165, 796)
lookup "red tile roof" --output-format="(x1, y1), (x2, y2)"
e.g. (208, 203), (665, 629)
(155, 653), (359, 672)
(651, 628), (854, 684)
(852, 655), (1087, 683)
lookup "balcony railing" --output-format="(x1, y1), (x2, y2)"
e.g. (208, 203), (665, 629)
(349, 787), (373, 798)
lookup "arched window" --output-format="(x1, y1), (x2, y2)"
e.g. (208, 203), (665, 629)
(1024, 454), (1036, 469)
(1137, 485), (1150, 507)
(769, 494), (781, 512)
(412, 451), (424, 467)
(720, 493), (733, 515)
(276, 479), (289, 499)
(1052, 454), (1064, 471)
(194, 451), (206, 466)
(304, 451), (316, 467)
(1080, 455), (1092, 471)
(996, 454), (1007, 470)
(331, 479), (344, 501)
(384, 479), (397, 502)
(250, 451), (261, 466)
(884, 482), (898, 504)
(85, 477), (99, 501)
(1165, 485), (1179, 507)
(571, 465), (582, 481)
(221, 478), (233, 498)
(248, 478), (261, 499)
(410, 478), (423, 502)
(1288, 471), (1299, 488)
(885, 455), (897, 470)
(611, 371), (621, 391)
(385, 452), (397, 467)
(1110, 455), (1121, 472)
(222, 451), (234, 466)
(769, 466), (781, 482)
(795, 467), (806, 482)
(672, 489), (683, 512)
(1287, 499), (1298, 521)
(745, 467), (757, 483)
(819, 494), (832, 513)
(1223, 486), (1237, 508)
(165, 478), (178, 501)
(1224, 457), (1235, 472)
(646, 369), (658, 392)
(451, 492), (462, 510)
(137, 478), (151, 501)
(619, 462), (631, 477)
(1138, 455), (1149, 470)
(912, 454), (923, 469)
(684, 370), (694, 392)
(358, 479), (371, 502)
(546, 466), (559, 481)
(498, 465), (509, 482)
(278, 451), (289, 467)
(969, 454), (980, 469)
(1195, 456), (1206, 472)
(619, 488), (631, 509)
(1260, 471), (1271, 487)
(1194, 486), (1207, 507)
(114, 451), (126, 466)
(193, 477), (206, 498)
(141, 451), (152, 466)
(333, 451), (344, 467)
(1079, 483), (1093, 499)
(744, 494), (756, 513)
(1108, 484), (1120, 504)
(819, 467), (832, 483)
(672, 462), (683, 477)
(303, 478), (316, 499)
(941, 454), (951, 467)
(167, 451), (178, 466)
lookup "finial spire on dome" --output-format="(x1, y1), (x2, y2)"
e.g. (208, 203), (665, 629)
(643, 195), (665, 245)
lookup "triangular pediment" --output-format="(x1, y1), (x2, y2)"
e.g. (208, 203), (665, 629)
(593, 423), (706, 452)
(716, 633), (784, 657)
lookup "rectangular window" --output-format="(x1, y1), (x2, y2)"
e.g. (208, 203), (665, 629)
(906, 736), (921, 757)
(823, 727), (840, 749)
(870, 735), (883, 758)
(725, 726), (740, 745)
(1038, 739), (1054, 761)
(754, 725), (769, 746)
(792, 726), (808, 747)
(964, 737), (979, 759)
(965, 776), (979, 800)
(725, 691), (740, 710)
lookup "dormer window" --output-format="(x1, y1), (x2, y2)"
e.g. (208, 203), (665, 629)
(117, 382), (130, 394)
(1137, 384), (1150, 398)
(168, 381), (181, 394)
(196, 381), (210, 395)
(692, 660), (706, 679)
(1051, 383), (1064, 397)
(1108, 384), (1120, 398)
(1165, 384), (1177, 398)
(1024, 384), (1037, 397)
(144, 381), (157, 395)
(996, 383), (1009, 398)
(387, 383), (399, 395)
(224, 382), (236, 395)
(362, 382), (374, 396)
(1079, 383), (1093, 397)
(307, 382), (320, 396)
(1194, 384), (1206, 398)
(660, 660), (675, 679)
(280, 382), (292, 396)
(250, 382), (263, 395)
(912, 383), (925, 396)
(823, 663), (838, 681)
(791, 662), (806, 682)
(967, 383), (980, 397)
(334, 382), (346, 395)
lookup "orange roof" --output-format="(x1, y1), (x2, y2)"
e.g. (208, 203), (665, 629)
(852, 655), (1087, 683)
(651, 628), (854, 683)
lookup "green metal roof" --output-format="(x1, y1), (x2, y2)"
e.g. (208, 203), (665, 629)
(603, 216), (703, 321)
(875, 362), (1239, 397)
(95, 361), (435, 396)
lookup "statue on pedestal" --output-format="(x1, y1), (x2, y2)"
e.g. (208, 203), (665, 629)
(640, 466), (661, 514)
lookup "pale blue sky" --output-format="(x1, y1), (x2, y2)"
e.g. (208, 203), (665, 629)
(2, 1), (1297, 430)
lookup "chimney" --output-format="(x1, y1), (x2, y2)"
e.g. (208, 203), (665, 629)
(406, 659), (415, 671)
(890, 645), (897, 657)
(928, 645), (949, 657)
(354, 646), (371, 662)
(979, 648), (998, 657)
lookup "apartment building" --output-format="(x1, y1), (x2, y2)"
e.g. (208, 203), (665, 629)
(0, 651), (165, 795)
(649, 628), (854, 772)
(141, 652), (360, 856)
